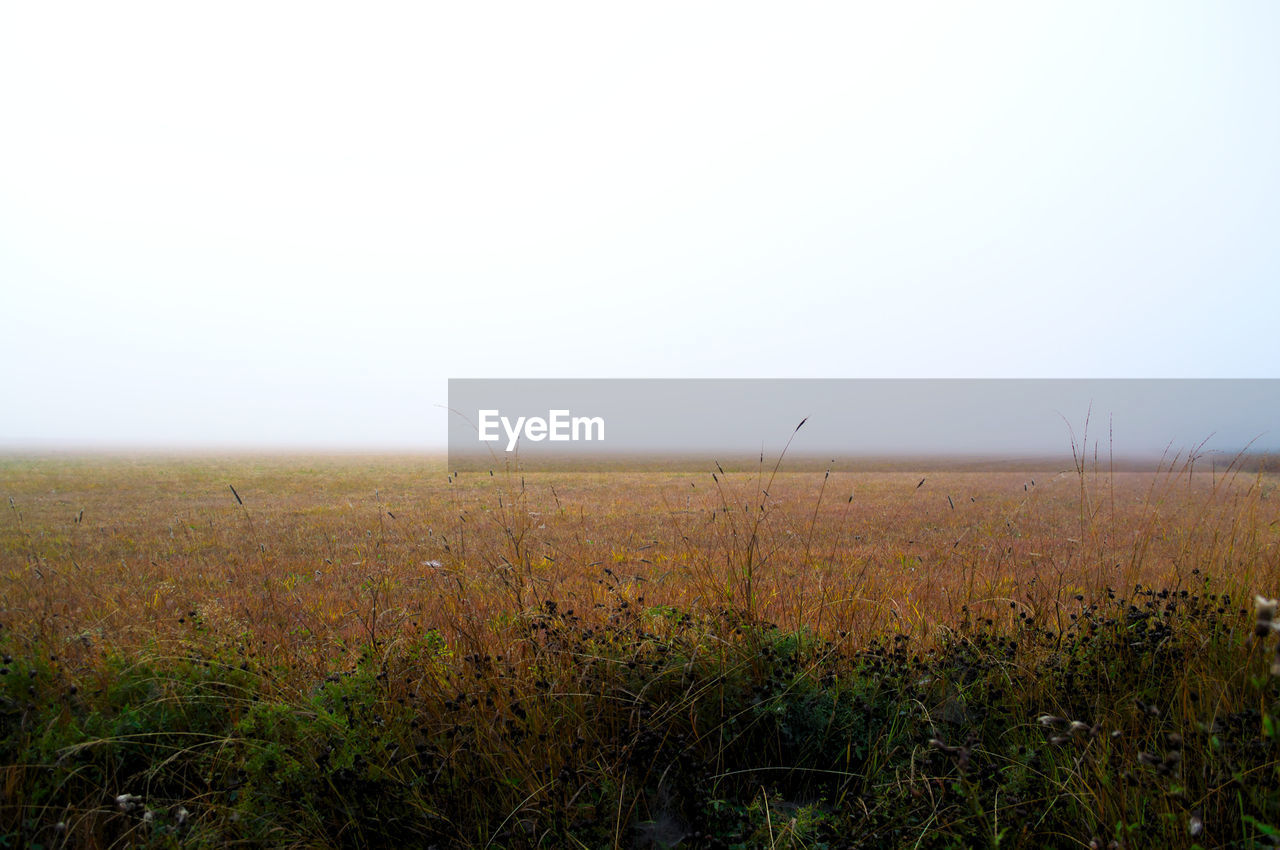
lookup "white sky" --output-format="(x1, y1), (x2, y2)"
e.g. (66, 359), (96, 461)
(2, 3), (1277, 448)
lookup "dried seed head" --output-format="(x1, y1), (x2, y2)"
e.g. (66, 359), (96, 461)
(928, 737), (969, 766)
(1255, 596), (1278, 636)
(1068, 720), (1091, 736)
(1135, 700), (1160, 717)
(116, 794), (141, 813)
(1189, 812), (1204, 837)
(1037, 715), (1067, 728)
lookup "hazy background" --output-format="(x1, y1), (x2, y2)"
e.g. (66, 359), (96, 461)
(2, 3), (1277, 450)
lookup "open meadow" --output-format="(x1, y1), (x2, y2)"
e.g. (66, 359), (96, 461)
(2, 454), (1279, 849)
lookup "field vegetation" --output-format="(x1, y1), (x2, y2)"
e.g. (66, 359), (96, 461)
(1, 449), (1278, 848)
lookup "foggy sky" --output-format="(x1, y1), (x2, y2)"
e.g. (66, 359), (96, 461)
(2, 3), (1278, 449)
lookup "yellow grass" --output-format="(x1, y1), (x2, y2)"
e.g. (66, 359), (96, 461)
(4, 452), (1276, 682)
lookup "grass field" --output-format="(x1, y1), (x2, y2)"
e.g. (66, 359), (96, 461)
(2, 452), (1279, 849)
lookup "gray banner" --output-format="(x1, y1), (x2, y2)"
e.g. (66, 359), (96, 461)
(447, 379), (1279, 471)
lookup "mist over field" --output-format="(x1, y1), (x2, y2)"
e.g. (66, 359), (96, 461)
(2, 4), (1278, 451)
(2, 4), (1280, 848)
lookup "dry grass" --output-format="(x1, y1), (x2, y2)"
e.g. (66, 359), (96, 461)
(3, 453), (1275, 669)
(1, 451), (1278, 848)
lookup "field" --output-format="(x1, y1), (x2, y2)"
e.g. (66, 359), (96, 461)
(2, 453), (1279, 849)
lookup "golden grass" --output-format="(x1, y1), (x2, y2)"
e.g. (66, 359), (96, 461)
(4, 452), (1276, 680)
(3, 452), (1280, 848)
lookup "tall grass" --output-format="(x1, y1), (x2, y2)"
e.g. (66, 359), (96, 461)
(0, 451), (1277, 848)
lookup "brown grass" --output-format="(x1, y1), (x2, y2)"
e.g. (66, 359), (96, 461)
(3, 452), (1280, 848)
(4, 452), (1276, 682)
